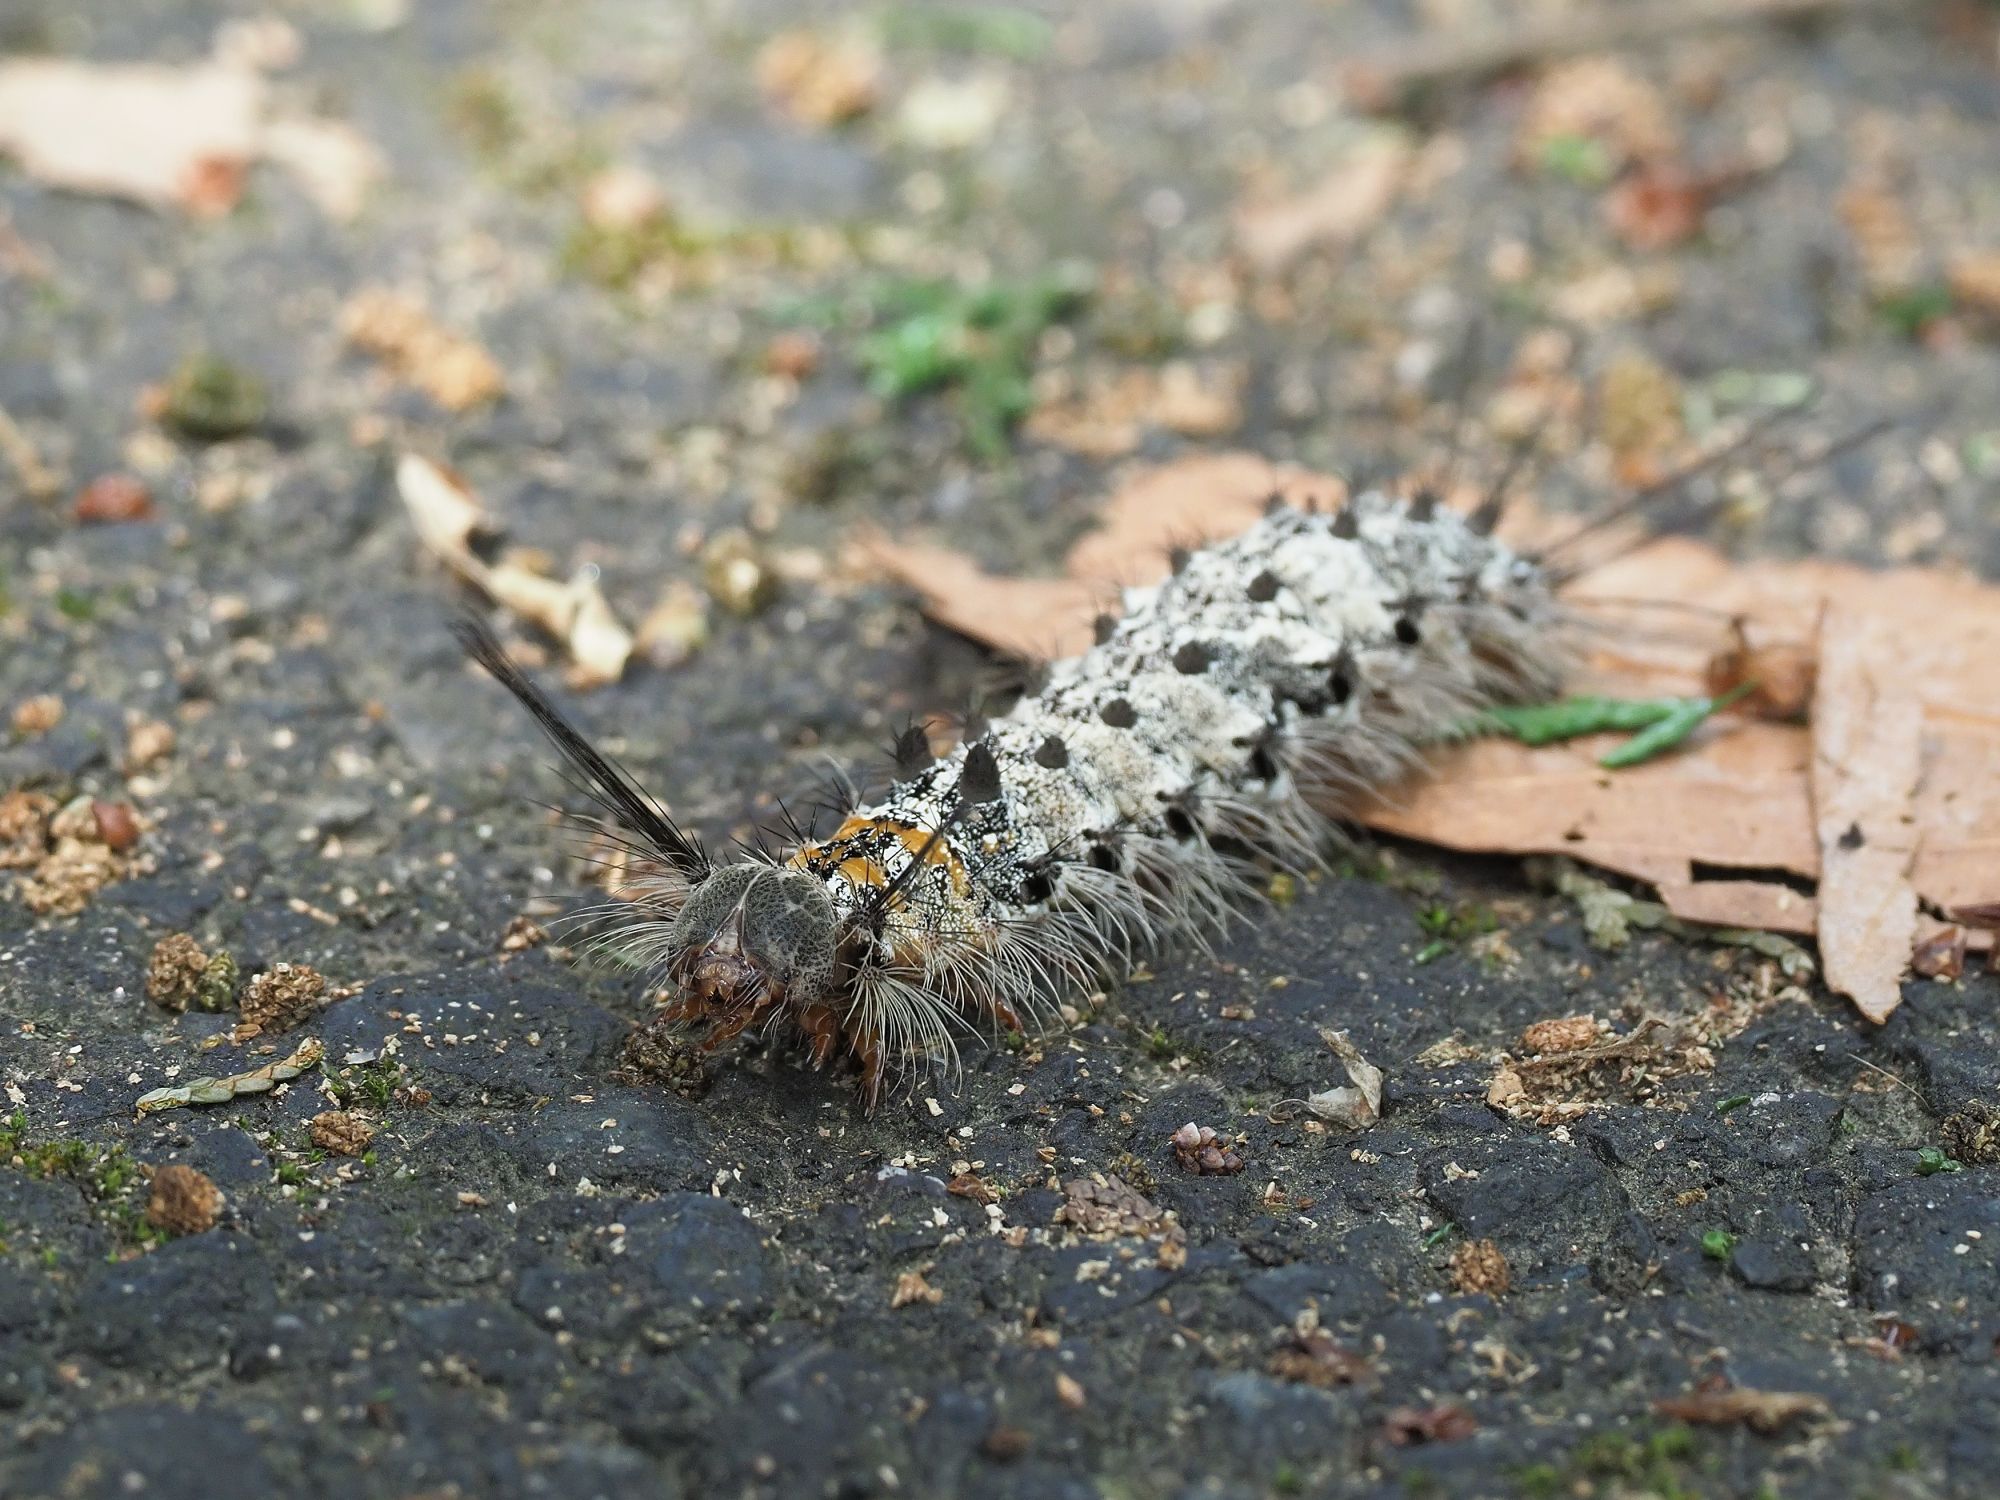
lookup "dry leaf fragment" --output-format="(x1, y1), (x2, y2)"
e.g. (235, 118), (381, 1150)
(1306, 1028), (1384, 1128)
(11, 694), (63, 737)
(1604, 161), (1716, 252)
(396, 453), (489, 560)
(1516, 58), (1677, 173)
(1810, 606), (1921, 1023)
(637, 581), (712, 670)
(1653, 1385), (1829, 1435)
(1269, 1331), (1371, 1388)
(563, 567), (637, 689)
(1704, 619), (1817, 722)
(1053, 1372), (1087, 1411)
(0, 60), (262, 214)
(343, 290), (504, 411)
(261, 115), (383, 221)
(891, 1269), (943, 1307)
(0, 56), (382, 222)
(755, 30), (880, 127)
(1234, 134), (1411, 275)
(946, 1172), (997, 1206)
(396, 455), (634, 685)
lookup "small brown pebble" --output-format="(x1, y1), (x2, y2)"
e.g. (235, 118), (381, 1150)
(1053, 1372), (1087, 1411)
(1448, 1238), (1512, 1297)
(11, 694), (63, 738)
(91, 800), (141, 852)
(310, 1110), (376, 1157)
(979, 1425), (1031, 1462)
(73, 473), (157, 525)
(146, 1164), (224, 1235)
(125, 718), (177, 772)
(145, 932), (211, 1011)
(763, 330), (822, 379)
(238, 963), (327, 1034)
(1519, 1015), (1599, 1055)
(1912, 927), (1967, 981)
(1171, 1121), (1245, 1175)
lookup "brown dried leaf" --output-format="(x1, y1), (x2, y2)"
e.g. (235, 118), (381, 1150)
(1604, 161), (1715, 252)
(1517, 58), (1678, 172)
(1653, 1386), (1829, 1434)
(1269, 1331), (1371, 1388)
(755, 30), (880, 128)
(344, 290), (504, 411)
(1234, 134), (1411, 275)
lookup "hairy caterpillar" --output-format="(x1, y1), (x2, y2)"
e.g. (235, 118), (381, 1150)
(461, 479), (1580, 1104)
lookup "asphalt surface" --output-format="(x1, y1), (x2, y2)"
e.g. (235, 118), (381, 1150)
(2, 3), (1997, 1497)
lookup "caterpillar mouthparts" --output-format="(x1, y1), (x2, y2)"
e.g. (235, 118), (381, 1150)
(464, 485), (1567, 1105)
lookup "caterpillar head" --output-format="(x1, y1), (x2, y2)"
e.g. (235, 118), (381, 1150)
(668, 865), (839, 1032)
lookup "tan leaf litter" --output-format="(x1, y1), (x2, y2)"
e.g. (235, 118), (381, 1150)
(1233, 132), (1412, 275)
(343, 290), (505, 411)
(859, 452), (2000, 1021)
(1808, 606), (1922, 1023)
(1653, 1384), (1830, 1435)
(0, 48), (380, 219)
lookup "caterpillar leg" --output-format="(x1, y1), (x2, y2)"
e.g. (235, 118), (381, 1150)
(797, 1003), (842, 1069)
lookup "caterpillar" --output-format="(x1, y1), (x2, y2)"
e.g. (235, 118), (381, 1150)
(460, 480), (1578, 1105)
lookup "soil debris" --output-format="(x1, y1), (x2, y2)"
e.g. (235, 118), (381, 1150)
(144, 1164), (224, 1236)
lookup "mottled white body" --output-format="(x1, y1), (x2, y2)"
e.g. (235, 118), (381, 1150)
(789, 491), (1564, 1059)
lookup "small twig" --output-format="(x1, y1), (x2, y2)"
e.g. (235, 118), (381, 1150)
(1343, 0), (1906, 105)
(1846, 1050), (1921, 1100)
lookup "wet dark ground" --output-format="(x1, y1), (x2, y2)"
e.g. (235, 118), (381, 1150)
(3, 2), (1999, 1497)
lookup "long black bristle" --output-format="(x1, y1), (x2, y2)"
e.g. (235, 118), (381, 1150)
(454, 616), (711, 881)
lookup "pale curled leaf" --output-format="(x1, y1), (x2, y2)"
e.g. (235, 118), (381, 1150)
(1308, 1029), (1384, 1128)
(396, 455), (634, 686)
(135, 1038), (325, 1115)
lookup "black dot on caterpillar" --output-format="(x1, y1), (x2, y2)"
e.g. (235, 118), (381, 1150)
(462, 397), (1891, 1107)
